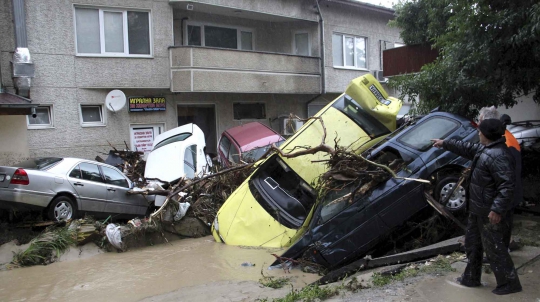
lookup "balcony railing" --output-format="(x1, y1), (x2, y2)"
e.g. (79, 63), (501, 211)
(169, 46), (321, 94)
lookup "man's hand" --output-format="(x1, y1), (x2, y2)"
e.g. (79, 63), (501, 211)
(431, 139), (444, 148)
(488, 211), (501, 224)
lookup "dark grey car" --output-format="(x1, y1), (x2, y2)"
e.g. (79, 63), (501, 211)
(0, 157), (152, 221)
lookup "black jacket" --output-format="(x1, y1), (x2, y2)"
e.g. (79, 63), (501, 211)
(443, 137), (515, 217)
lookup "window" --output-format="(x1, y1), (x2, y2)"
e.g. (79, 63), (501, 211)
(233, 103), (266, 120)
(332, 95), (390, 138)
(332, 33), (367, 69)
(79, 163), (104, 183)
(27, 105), (53, 129)
(398, 117), (460, 151)
(80, 105), (105, 127)
(101, 166), (129, 188)
(186, 23), (253, 50)
(154, 133), (191, 151)
(69, 165), (82, 179)
(294, 32), (310, 56)
(184, 145), (197, 178)
(75, 7), (151, 56)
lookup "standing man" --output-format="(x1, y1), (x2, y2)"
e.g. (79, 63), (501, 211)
(431, 118), (522, 295)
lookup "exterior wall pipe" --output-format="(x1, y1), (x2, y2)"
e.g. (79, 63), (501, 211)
(11, 0), (34, 98)
(306, 0), (326, 115)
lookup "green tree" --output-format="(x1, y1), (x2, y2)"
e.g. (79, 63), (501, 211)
(388, 0), (540, 118)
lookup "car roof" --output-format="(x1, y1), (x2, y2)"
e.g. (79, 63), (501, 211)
(224, 122), (283, 151)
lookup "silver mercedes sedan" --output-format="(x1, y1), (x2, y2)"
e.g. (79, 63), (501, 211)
(0, 157), (153, 221)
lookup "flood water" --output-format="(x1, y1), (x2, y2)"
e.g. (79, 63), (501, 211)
(0, 236), (319, 301)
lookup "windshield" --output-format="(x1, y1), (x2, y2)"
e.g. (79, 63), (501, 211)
(15, 157), (63, 170)
(153, 133), (192, 150)
(332, 94), (390, 138)
(242, 140), (285, 163)
(249, 155), (316, 229)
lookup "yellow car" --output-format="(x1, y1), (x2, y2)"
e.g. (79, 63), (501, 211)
(212, 74), (402, 247)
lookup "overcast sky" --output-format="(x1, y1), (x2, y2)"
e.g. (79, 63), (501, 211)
(357, 0), (395, 9)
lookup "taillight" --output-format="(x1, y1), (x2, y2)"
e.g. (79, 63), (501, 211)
(11, 169), (29, 185)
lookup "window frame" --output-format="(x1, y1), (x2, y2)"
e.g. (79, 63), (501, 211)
(292, 31), (311, 56)
(73, 5), (153, 58)
(79, 104), (107, 127)
(27, 105), (54, 129)
(332, 32), (368, 70)
(232, 102), (267, 120)
(184, 21), (255, 50)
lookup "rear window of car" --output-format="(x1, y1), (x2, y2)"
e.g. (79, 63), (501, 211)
(15, 157), (63, 170)
(332, 95), (390, 138)
(153, 133), (192, 150)
(398, 117), (459, 151)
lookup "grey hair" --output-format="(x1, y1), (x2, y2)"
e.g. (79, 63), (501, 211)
(478, 106), (500, 121)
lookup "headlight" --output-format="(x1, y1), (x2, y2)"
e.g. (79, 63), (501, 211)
(213, 217), (219, 232)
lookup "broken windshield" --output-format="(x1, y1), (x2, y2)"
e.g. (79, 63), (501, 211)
(332, 94), (390, 138)
(249, 155), (316, 229)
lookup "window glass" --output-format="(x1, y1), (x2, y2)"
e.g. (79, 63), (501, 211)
(104, 11), (124, 52)
(295, 33), (309, 55)
(229, 144), (240, 163)
(219, 136), (232, 160)
(28, 106), (51, 126)
(345, 37), (354, 66)
(233, 103), (266, 120)
(79, 163), (104, 182)
(184, 145), (197, 178)
(101, 166), (129, 188)
(127, 11), (150, 54)
(355, 37), (366, 68)
(332, 95), (390, 138)
(81, 105), (103, 123)
(398, 117), (459, 150)
(332, 34), (343, 66)
(69, 165), (82, 179)
(75, 8), (100, 53)
(204, 26), (237, 49)
(187, 25), (201, 46)
(153, 133), (192, 150)
(240, 31), (253, 50)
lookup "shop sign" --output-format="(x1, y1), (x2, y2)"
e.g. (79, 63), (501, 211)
(132, 128), (155, 152)
(129, 97), (166, 112)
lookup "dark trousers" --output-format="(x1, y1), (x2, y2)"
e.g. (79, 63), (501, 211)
(503, 209), (514, 249)
(462, 213), (521, 288)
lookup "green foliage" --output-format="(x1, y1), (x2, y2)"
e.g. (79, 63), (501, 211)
(12, 227), (75, 266)
(259, 276), (291, 289)
(372, 268), (419, 287)
(273, 284), (339, 302)
(389, 0), (540, 118)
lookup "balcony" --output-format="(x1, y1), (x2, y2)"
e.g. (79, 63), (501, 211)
(169, 46), (321, 94)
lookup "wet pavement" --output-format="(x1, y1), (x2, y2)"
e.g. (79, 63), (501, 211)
(0, 236), (319, 302)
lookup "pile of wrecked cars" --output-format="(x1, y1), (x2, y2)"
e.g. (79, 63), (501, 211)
(212, 73), (478, 270)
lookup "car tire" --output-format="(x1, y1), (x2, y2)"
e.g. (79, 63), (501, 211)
(48, 196), (77, 221)
(434, 175), (467, 212)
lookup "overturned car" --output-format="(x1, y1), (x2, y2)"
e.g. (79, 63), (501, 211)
(271, 111), (477, 269)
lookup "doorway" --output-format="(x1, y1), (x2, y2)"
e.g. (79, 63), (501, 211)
(177, 104), (217, 155)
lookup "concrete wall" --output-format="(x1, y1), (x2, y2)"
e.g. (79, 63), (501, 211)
(0, 116), (30, 165)
(499, 95), (540, 122)
(322, 2), (402, 93)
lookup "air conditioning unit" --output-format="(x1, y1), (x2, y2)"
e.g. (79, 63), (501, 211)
(280, 118), (304, 135)
(372, 70), (388, 83)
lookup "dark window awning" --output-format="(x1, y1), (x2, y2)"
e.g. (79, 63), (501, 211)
(0, 91), (38, 115)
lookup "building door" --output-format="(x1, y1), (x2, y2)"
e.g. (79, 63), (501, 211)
(129, 123), (165, 154)
(177, 105), (217, 156)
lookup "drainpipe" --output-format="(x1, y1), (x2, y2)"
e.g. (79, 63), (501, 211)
(180, 17), (189, 45)
(306, 0), (326, 115)
(11, 0), (34, 98)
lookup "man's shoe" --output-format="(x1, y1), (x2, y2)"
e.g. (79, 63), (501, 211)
(456, 277), (481, 287)
(492, 284), (522, 295)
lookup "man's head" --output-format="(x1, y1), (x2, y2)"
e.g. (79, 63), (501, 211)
(478, 118), (505, 145)
(478, 106), (500, 125)
(500, 114), (512, 127)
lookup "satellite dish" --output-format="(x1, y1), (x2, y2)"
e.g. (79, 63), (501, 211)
(105, 90), (126, 113)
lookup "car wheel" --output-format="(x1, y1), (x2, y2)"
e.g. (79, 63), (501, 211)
(434, 175), (467, 212)
(48, 196), (77, 221)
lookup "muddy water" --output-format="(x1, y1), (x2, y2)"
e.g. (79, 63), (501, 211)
(0, 236), (319, 301)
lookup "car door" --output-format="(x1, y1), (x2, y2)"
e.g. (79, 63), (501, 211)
(67, 162), (108, 212)
(100, 165), (148, 215)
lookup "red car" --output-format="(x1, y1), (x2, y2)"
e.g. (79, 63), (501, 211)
(218, 122), (285, 167)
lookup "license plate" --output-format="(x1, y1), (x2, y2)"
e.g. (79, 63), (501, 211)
(0, 175), (5, 182)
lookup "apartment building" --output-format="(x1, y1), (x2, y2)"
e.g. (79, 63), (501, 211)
(0, 0), (403, 163)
